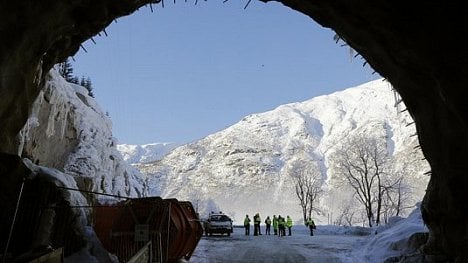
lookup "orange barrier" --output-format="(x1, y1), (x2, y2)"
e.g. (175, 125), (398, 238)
(93, 197), (203, 263)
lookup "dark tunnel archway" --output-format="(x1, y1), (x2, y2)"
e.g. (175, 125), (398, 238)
(0, 0), (467, 261)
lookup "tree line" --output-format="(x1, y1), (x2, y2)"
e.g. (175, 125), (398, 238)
(290, 130), (423, 227)
(57, 58), (94, 98)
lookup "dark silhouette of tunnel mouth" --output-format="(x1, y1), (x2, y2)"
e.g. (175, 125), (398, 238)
(0, 0), (467, 261)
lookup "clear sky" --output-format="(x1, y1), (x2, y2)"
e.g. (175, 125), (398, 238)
(72, 1), (379, 145)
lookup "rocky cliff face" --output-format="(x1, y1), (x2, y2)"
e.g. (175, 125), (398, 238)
(19, 69), (145, 197)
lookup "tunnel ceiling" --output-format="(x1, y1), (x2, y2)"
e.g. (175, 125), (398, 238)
(0, 0), (467, 261)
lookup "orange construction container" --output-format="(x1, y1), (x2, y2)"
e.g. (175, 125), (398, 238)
(93, 197), (203, 263)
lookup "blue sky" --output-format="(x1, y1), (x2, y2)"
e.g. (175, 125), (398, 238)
(72, 1), (379, 145)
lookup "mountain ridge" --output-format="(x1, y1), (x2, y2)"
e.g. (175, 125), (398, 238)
(125, 79), (429, 224)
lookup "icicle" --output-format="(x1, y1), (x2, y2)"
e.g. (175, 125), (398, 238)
(60, 105), (69, 139)
(349, 48), (355, 62)
(45, 84), (60, 138)
(389, 81), (403, 115)
(45, 79), (71, 139)
(46, 103), (57, 138)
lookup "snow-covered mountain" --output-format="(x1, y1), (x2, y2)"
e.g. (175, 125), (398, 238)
(117, 142), (179, 164)
(135, 79), (430, 225)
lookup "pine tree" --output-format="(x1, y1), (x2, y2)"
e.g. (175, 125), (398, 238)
(58, 58), (75, 82)
(70, 76), (79, 84)
(57, 58), (95, 97)
(80, 76), (86, 87)
(83, 76), (94, 98)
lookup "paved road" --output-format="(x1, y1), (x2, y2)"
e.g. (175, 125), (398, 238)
(188, 227), (368, 263)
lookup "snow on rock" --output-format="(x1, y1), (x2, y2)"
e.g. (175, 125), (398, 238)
(21, 158), (102, 259)
(23, 158), (89, 225)
(19, 69), (145, 198)
(136, 79), (430, 225)
(117, 142), (179, 164)
(358, 204), (428, 262)
(65, 226), (115, 263)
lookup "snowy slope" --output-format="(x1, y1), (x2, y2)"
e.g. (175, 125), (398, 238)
(19, 69), (145, 198)
(137, 79), (430, 224)
(117, 142), (179, 164)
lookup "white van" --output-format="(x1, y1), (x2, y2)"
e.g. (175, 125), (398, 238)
(203, 212), (233, 236)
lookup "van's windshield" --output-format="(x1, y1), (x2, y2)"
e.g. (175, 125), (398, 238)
(210, 215), (231, 222)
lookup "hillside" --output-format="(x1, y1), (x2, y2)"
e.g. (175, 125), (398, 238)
(133, 79), (429, 224)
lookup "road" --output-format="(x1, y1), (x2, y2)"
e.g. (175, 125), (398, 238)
(188, 227), (369, 263)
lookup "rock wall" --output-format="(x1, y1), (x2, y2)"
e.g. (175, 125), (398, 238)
(18, 69), (145, 197)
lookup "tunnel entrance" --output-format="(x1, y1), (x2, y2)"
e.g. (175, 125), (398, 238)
(0, 0), (467, 261)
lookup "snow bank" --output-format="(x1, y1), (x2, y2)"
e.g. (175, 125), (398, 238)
(65, 226), (116, 263)
(315, 225), (371, 236)
(23, 159), (118, 262)
(358, 204), (428, 262)
(23, 158), (89, 226)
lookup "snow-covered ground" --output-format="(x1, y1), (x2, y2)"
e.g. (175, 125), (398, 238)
(190, 226), (368, 263)
(189, 206), (428, 263)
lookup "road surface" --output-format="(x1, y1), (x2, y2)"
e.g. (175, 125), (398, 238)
(189, 227), (369, 263)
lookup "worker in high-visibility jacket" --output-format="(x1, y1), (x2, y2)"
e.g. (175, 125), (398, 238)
(286, 215), (293, 236)
(277, 215), (286, 237)
(253, 213), (262, 236)
(305, 217), (316, 236)
(244, 214), (251, 236)
(264, 216), (272, 235)
(272, 215), (278, 235)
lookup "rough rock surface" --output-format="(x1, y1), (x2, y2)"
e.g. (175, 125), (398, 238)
(19, 69), (145, 196)
(0, 0), (467, 261)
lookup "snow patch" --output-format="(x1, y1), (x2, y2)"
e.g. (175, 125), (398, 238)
(358, 204), (428, 262)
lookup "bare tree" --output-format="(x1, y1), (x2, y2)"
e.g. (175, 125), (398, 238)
(289, 160), (324, 223)
(381, 172), (414, 223)
(334, 199), (358, 226)
(330, 134), (389, 227)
